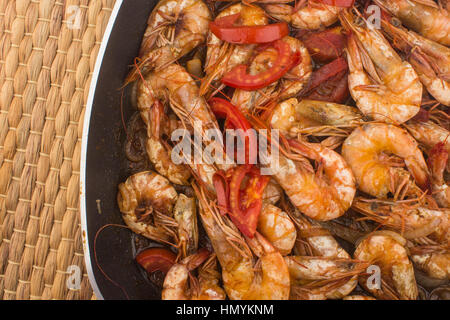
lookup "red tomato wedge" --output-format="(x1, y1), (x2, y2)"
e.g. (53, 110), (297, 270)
(209, 21), (289, 44)
(229, 165), (270, 238)
(135, 248), (176, 275)
(222, 40), (301, 91)
(209, 97), (258, 165)
(311, 0), (355, 7)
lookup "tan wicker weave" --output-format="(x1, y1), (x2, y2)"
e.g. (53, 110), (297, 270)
(0, 0), (116, 300)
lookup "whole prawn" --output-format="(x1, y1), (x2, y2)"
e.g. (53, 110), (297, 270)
(374, 0), (450, 46)
(194, 184), (290, 300)
(127, 0), (212, 82)
(340, 9), (423, 124)
(262, 0), (344, 30)
(342, 123), (430, 199)
(265, 138), (356, 221)
(382, 19), (450, 106)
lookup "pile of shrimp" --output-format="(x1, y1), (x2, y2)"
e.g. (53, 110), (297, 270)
(116, 0), (450, 300)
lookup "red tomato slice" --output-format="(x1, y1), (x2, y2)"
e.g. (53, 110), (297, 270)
(209, 97), (258, 165)
(229, 165), (270, 238)
(209, 22), (289, 44)
(222, 40), (301, 91)
(135, 248), (176, 275)
(311, 0), (355, 7)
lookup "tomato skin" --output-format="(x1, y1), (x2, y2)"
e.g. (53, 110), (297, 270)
(209, 97), (258, 165)
(299, 27), (347, 63)
(213, 171), (230, 216)
(228, 166), (270, 238)
(135, 248), (176, 275)
(222, 40), (301, 91)
(209, 22), (289, 45)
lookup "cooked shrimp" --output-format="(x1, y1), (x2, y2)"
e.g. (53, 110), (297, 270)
(138, 96), (191, 185)
(262, 179), (283, 205)
(266, 139), (356, 221)
(257, 203), (296, 255)
(117, 171), (179, 244)
(341, 9), (422, 124)
(373, 0), (450, 46)
(341, 123), (430, 199)
(195, 184), (290, 300)
(137, 63), (232, 190)
(427, 141), (450, 207)
(410, 245), (450, 280)
(162, 248), (226, 300)
(352, 199), (448, 240)
(174, 194), (198, 258)
(201, 3), (267, 96)
(286, 256), (365, 300)
(382, 20), (450, 106)
(128, 0), (211, 82)
(231, 36), (312, 113)
(193, 254), (227, 300)
(269, 98), (363, 138)
(263, 0), (343, 30)
(354, 231), (418, 300)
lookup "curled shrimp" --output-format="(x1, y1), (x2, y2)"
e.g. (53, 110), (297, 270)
(263, 0), (343, 30)
(373, 0), (450, 47)
(195, 184), (290, 300)
(162, 248), (226, 300)
(257, 203), (297, 256)
(341, 123), (430, 199)
(231, 36), (313, 113)
(354, 230), (418, 300)
(117, 171), (178, 244)
(269, 98), (363, 139)
(127, 0), (211, 82)
(382, 19), (450, 107)
(341, 9), (423, 124)
(267, 138), (356, 221)
(201, 3), (268, 96)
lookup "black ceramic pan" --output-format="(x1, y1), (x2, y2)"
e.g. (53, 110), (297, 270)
(80, 0), (160, 300)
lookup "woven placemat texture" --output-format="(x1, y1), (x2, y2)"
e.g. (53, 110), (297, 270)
(0, 0), (116, 300)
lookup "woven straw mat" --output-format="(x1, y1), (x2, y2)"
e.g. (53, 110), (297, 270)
(0, 0), (117, 300)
